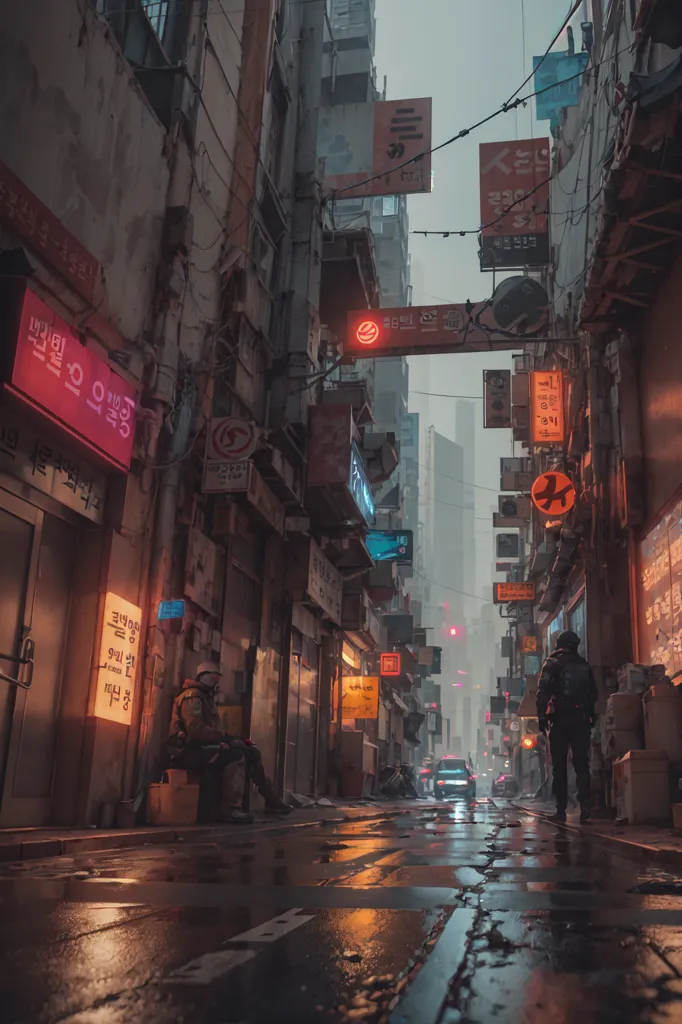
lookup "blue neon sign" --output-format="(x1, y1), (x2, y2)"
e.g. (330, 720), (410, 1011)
(348, 444), (375, 526)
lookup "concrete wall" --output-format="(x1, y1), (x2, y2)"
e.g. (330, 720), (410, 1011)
(0, 0), (170, 344)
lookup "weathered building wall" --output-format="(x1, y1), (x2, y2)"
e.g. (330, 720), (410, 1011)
(0, 1), (170, 344)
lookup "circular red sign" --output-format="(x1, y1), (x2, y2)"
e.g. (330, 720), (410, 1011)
(356, 320), (380, 346)
(531, 471), (576, 516)
(210, 417), (257, 460)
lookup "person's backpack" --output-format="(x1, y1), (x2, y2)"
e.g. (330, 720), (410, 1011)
(552, 655), (593, 711)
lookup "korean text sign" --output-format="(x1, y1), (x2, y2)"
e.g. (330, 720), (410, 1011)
(0, 161), (100, 303)
(530, 370), (565, 445)
(318, 98), (432, 199)
(342, 676), (380, 719)
(479, 139), (551, 269)
(345, 303), (520, 359)
(639, 498), (682, 677)
(94, 593), (141, 726)
(11, 289), (137, 469)
(493, 582), (536, 605)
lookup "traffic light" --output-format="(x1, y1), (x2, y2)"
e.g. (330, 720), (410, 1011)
(521, 734), (537, 750)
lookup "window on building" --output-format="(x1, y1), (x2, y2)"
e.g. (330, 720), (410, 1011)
(265, 60), (289, 189)
(141, 0), (169, 40)
(382, 196), (397, 217)
(546, 610), (565, 656)
(96, 0), (188, 126)
(250, 224), (276, 292)
(568, 596), (586, 655)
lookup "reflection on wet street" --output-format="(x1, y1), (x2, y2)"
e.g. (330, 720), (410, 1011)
(3, 800), (682, 1022)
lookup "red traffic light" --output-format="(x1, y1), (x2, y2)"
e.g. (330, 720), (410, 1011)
(449, 627), (458, 637)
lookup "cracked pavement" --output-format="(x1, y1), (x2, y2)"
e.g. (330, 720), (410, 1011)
(3, 801), (682, 1022)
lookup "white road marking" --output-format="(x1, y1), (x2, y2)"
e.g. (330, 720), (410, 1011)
(167, 948), (257, 984)
(165, 908), (315, 984)
(225, 907), (315, 943)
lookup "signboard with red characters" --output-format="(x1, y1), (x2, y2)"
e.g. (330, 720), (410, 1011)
(9, 288), (137, 470)
(0, 161), (100, 303)
(380, 652), (402, 677)
(346, 303), (522, 359)
(479, 139), (551, 270)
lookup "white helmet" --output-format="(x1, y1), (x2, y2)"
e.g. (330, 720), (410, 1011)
(196, 662), (222, 687)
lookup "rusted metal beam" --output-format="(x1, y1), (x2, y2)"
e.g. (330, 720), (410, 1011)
(629, 199), (682, 222)
(621, 257), (666, 271)
(626, 221), (682, 239)
(602, 291), (650, 308)
(628, 162), (682, 183)
(615, 236), (677, 260)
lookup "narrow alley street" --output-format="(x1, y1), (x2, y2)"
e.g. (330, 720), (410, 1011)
(3, 800), (682, 1024)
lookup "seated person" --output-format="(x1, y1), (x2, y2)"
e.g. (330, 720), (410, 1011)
(167, 662), (292, 822)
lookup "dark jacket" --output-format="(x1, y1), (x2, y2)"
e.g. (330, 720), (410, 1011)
(169, 681), (224, 745)
(536, 648), (598, 722)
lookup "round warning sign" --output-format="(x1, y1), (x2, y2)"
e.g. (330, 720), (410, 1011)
(531, 471), (576, 515)
(208, 417), (258, 461)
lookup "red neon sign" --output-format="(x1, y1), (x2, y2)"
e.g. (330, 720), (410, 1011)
(356, 320), (380, 346)
(380, 652), (401, 677)
(10, 289), (137, 469)
(345, 303), (520, 359)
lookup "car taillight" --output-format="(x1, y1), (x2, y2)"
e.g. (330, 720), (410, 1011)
(437, 780), (446, 786)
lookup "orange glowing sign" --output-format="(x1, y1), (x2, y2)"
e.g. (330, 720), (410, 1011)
(493, 581), (536, 605)
(342, 676), (380, 719)
(530, 371), (565, 444)
(521, 635), (538, 654)
(531, 471), (576, 516)
(380, 652), (401, 677)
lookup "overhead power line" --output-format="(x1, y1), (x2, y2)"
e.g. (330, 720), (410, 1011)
(411, 568), (490, 604)
(328, 43), (629, 204)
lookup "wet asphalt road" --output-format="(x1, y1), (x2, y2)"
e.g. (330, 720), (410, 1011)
(3, 800), (682, 1023)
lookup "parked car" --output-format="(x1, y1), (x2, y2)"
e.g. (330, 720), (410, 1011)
(434, 757), (476, 800)
(491, 774), (519, 798)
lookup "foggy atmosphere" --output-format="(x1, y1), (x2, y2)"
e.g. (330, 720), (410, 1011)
(3, 0), (682, 1021)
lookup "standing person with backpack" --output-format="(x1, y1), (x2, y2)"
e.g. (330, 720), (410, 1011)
(536, 630), (598, 824)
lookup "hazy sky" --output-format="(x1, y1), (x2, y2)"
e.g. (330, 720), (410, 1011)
(374, 0), (568, 610)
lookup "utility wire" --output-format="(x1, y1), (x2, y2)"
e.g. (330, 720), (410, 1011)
(417, 463), (500, 494)
(410, 390), (483, 399)
(411, 568), (490, 604)
(329, 42), (629, 205)
(412, 174), (552, 237)
(505, 0), (582, 108)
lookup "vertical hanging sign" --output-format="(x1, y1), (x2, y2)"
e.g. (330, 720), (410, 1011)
(479, 139), (551, 270)
(94, 593), (142, 726)
(530, 370), (565, 445)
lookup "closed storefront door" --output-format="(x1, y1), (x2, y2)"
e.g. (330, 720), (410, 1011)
(0, 489), (76, 825)
(285, 636), (321, 795)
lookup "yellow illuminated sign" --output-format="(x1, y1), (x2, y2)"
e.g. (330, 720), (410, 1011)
(94, 592), (142, 726)
(530, 370), (565, 445)
(342, 675), (380, 719)
(493, 582), (536, 605)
